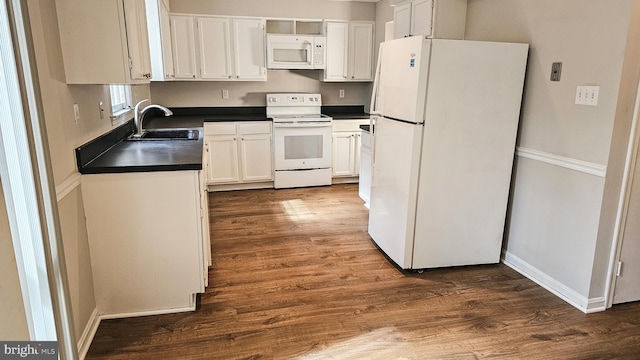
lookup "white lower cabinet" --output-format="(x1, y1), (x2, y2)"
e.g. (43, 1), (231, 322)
(332, 132), (360, 177)
(81, 171), (208, 317)
(205, 121), (273, 188)
(332, 119), (370, 180)
(359, 130), (372, 207)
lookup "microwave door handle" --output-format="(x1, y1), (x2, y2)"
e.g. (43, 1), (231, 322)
(304, 41), (313, 63)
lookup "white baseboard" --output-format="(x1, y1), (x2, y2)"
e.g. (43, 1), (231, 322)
(77, 308), (100, 360)
(502, 250), (606, 314)
(98, 304), (197, 320)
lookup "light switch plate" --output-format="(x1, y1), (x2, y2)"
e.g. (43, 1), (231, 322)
(575, 86), (599, 106)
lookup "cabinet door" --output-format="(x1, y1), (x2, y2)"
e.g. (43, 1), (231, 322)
(158, 0), (174, 79)
(393, 2), (411, 39)
(198, 17), (233, 80)
(123, 0), (152, 81)
(240, 135), (273, 182)
(354, 132), (362, 175)
(411, 0), (433, 37)
(206, 135), (240, 183)
(171, 15), (198, 79)
(232, 19), (267, 81)
(324, 22), (349, 81)
(332, 132), (356, 177)
(348, 23), (374, 81)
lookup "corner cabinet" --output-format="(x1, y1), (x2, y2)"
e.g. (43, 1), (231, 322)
(56, 0), (151, 84)
(323, 21), (374, 82)
(204, 122), (273, 190)
(170, 15), (267, 81)
(393, 0), (467, 40)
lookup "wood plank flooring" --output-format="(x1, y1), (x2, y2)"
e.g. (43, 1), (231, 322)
(86, 184), (640, 359)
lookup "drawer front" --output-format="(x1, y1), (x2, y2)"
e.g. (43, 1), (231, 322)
(205, 122), (237, 135)
(238, 121), (272, 135)
(332, 119), (369, 132)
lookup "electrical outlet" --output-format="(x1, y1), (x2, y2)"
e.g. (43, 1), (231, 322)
(575, 86), (600, 106)
(222, 89), (229, 99)
(550, 62), (562, 81)
(339, 89), (345, 98)
(98, 101), (104, 119)
(73, 103), (80, 124)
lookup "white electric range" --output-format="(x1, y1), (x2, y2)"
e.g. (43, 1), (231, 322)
(266, 93), (333, 189)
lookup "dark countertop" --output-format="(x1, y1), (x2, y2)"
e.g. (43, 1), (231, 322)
(75, 105), (369, 174)
(76, 120), (203, 174)
(322, 105), (370, 120)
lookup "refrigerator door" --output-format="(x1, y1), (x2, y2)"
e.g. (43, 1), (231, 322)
(374, 36), (431, 124)
(412, 40), (530, 268)
(368, 116), (423, 268)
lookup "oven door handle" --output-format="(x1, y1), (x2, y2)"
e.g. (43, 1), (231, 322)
(273, 122), (333, 128)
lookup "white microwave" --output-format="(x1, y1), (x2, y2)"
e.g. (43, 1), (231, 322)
(266, 34), (326, 70)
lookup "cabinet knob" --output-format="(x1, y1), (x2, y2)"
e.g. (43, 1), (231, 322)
(228, 75), (232, 79)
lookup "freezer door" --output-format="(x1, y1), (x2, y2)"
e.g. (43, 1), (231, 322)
(368, 117), (423, 269)
(375, 36), (431, 123)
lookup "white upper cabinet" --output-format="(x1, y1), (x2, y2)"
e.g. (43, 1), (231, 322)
(198, 17), (233, 79)
(324, 22), (349, 81)
(393, 2), (412, 39)
(393, 0), (467, 40)
(170, 15), (267, 81)
(146, 0), (174, 81)
(349, 23), (375, 81)
(232, 19), (267, 80)
(56, 0), (152, 84)
(323, 21), (374, 82)
(171, 15), (198, 79)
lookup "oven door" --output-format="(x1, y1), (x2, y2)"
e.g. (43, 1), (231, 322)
(273, 122), (332, 170)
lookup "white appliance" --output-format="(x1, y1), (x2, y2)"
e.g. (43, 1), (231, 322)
(266, 34), (326, 70)
(369, 36), (529, 270)
(267, 93), (333, 189)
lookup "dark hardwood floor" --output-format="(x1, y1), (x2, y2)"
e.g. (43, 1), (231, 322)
(86, 184), (640, 359)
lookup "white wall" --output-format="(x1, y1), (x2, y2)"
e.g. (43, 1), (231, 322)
(151, 0), (376, 108)
(151, 71), (369, 107)
(465, 0), (634, 311)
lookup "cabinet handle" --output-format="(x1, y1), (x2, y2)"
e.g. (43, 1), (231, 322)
(228, 75), (232, 79)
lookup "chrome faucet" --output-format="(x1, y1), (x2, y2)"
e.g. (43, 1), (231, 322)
(133, 99), (173, 137)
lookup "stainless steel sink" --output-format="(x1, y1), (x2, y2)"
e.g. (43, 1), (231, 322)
(126, 129), (199, 141)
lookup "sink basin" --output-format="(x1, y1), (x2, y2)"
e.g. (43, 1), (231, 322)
(126, 129), (199, 141)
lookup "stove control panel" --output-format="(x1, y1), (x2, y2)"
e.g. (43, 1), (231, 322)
(266, 93), (322, 106)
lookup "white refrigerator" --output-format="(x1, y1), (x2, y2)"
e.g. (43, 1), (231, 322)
(368, 36), (528, 270)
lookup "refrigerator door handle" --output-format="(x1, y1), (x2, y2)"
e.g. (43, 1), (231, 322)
(369, 42), (384, 115)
